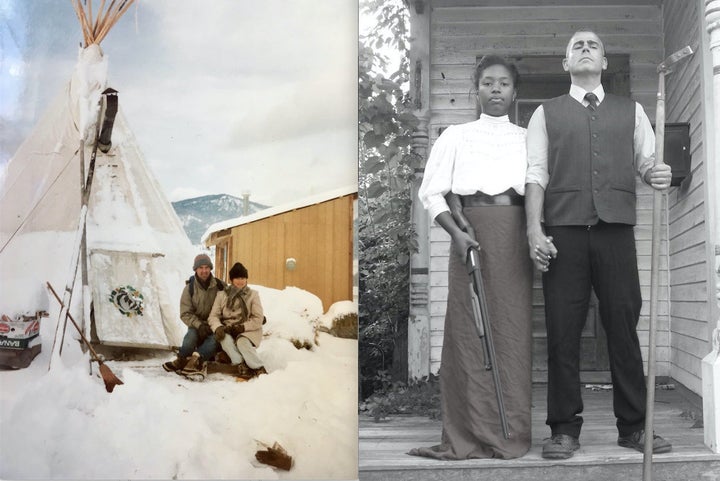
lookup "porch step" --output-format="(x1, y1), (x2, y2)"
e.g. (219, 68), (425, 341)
(359, 385), (720, 480)
(359, 446), (720, 481)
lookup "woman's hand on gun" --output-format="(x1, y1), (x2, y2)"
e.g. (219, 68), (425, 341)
(452, 231), (480, 259)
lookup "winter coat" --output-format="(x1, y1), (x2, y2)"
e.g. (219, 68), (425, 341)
(208, 286), (264, 347)
(180, 275), (225, 329)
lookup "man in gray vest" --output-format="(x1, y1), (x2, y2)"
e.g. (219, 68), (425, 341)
(525, 30), (673, 459)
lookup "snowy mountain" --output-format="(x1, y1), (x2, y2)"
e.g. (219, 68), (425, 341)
(172, 194), (269, 245)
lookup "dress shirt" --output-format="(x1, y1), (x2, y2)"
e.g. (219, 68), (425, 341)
(525, 84), (656, 190)
(419, 114), (527, 220)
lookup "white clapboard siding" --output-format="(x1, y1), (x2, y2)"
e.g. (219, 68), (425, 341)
(662, 0), (712, 396)
(424, 1), (670, 376)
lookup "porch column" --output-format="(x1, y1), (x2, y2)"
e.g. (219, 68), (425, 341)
(408, 0), (432, 380)
(702, 0), (720, 454)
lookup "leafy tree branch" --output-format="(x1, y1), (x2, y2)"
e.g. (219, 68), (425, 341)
(359, 0), (420, 397)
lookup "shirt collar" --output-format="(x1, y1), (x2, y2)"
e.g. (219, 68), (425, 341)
(569, 84), (605, 105)
(478, 113), (510, 123)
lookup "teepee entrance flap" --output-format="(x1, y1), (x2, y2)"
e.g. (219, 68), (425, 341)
(90, 249), (185, 348)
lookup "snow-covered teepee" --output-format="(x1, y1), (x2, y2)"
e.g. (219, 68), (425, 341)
(0, 0), (196, 360)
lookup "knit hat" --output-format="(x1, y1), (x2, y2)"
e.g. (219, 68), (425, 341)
(193, 254), (213, 271)
(229, 262), (249, 279)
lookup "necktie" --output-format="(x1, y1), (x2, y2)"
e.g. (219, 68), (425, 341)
(584, 92), (598, 111)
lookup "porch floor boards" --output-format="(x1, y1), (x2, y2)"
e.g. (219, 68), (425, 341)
(359, 384), (720, 480)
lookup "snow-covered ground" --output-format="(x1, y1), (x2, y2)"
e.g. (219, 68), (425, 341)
(0, 286), (358, 480)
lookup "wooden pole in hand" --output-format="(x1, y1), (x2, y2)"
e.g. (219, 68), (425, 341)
(643, 67), (664, 481)
(642, 45), (693, 481)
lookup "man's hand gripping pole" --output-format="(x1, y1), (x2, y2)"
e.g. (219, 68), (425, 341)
(446, 193), (510, 439)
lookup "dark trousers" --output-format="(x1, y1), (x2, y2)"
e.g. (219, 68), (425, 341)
(178, 327), (218, 362)
(543, 222), (646, 438)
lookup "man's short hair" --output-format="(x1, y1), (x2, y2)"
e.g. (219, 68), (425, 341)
(566, 29), (606, 57)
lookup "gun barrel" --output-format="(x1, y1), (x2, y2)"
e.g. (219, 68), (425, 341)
(468, 250), (510, 439)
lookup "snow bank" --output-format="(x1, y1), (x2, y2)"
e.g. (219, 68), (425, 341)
(0, 283), (358, 480)
(256, 285), (324, 349)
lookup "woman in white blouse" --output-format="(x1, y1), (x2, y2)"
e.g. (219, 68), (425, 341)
(411, 55), (533, 460)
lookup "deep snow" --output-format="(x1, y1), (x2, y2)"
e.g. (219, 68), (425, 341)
(0, 286), (358, 480)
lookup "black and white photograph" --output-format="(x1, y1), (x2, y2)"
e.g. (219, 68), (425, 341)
(358, 1), (720, 480)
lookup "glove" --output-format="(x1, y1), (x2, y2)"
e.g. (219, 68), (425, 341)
(197, 323), (212, 339)
(214, 326), (226, 342)
(228, 323), (245, 338)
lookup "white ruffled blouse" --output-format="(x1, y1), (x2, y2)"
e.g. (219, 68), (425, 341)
(418, 114), (527, 220)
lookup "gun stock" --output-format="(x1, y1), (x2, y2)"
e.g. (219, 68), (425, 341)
(446, 192), (510, 439)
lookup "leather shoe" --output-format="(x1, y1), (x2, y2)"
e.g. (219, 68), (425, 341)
(542, 434), (580, 459)
(618, 429), (672, 454)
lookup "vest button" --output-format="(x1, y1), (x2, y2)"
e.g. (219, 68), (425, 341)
(593, 170), (598, 175)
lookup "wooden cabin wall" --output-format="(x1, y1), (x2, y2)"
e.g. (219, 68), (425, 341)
(662, 0), (712, 396)
(225, 195), (355, 311)
(425, 1), (666, 375)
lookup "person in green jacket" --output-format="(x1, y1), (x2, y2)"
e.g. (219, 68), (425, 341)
(162, 253), (225, 380)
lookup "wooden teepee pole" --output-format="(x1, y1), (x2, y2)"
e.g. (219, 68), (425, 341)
(49, 100), (104, 367)
(71, 0), (136, 47)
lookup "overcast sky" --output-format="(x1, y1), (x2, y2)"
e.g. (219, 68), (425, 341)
(0, 0), (358, 206)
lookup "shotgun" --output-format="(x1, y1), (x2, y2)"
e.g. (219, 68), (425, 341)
(446, 192), (510, 439)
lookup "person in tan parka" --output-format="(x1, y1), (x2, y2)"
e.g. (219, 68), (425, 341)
(209, 262), (267, 379)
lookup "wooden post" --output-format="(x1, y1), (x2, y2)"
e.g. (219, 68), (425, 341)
(702, 0), (720, 454)
(408, 0), (432, 380)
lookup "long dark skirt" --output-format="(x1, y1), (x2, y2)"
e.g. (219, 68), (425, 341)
(409, 205), (533, 459)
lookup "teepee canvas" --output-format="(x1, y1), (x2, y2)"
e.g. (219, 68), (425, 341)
(0, 1), (195, 356)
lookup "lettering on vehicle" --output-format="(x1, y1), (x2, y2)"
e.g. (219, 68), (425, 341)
(0, 338), (22, 348)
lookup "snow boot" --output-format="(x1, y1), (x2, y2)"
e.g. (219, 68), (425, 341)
(236, 361), (253, 380)
(247, 365), (268, 380)
(180, 353), (207, 381)
(162, 355), (188, 373)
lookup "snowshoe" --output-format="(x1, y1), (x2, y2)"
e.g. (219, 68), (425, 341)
(183, 364), (207, 382)
(179, 353), (207, 381)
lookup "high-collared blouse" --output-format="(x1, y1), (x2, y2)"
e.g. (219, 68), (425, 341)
(418, 114), (527, 220)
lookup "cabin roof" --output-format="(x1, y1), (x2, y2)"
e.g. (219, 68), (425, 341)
(202, 184), (357, 244)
